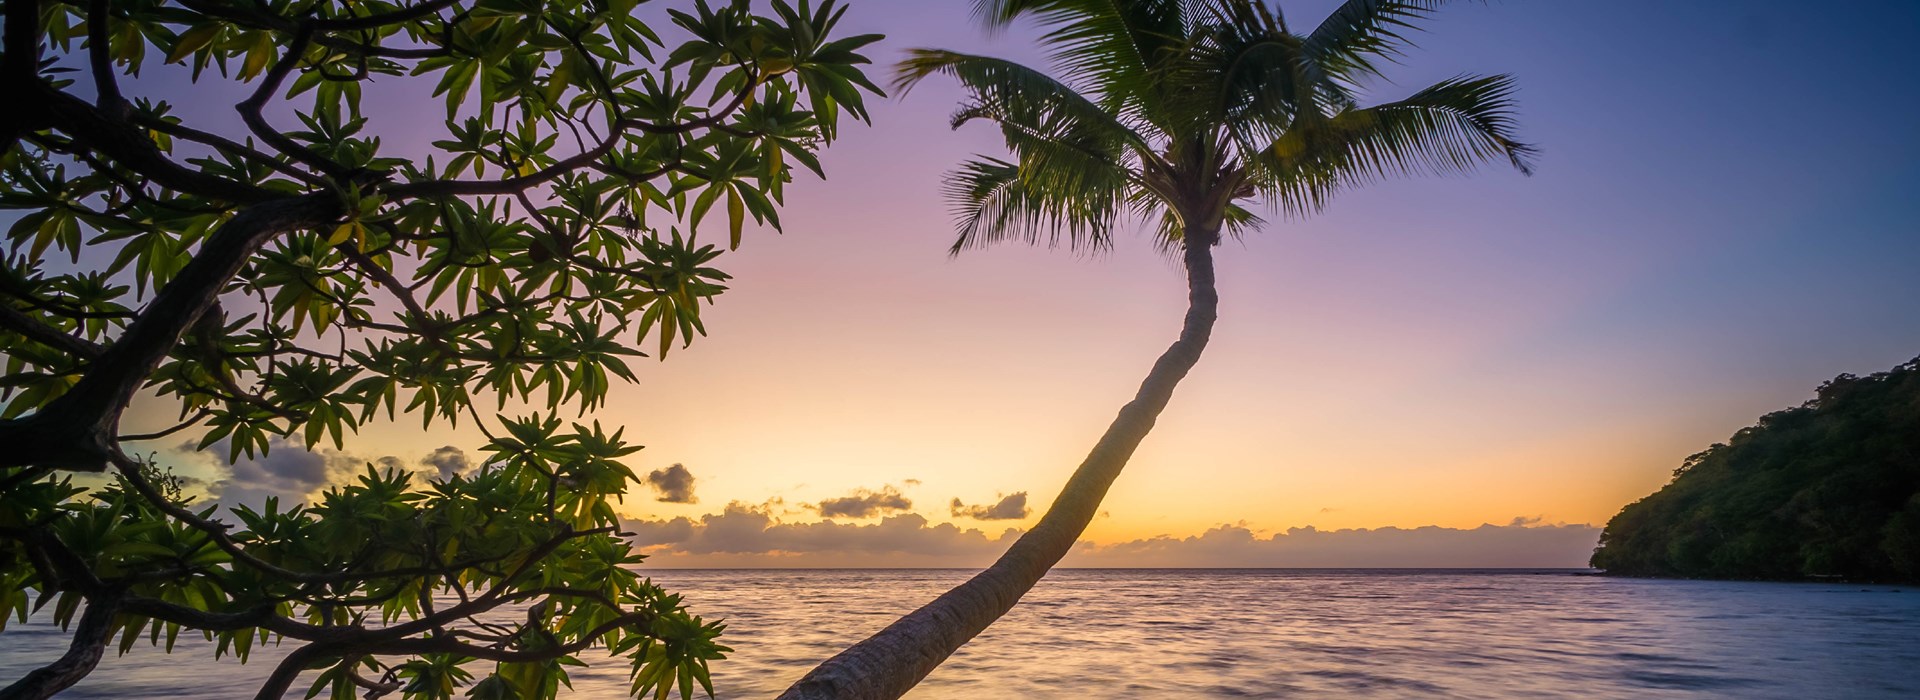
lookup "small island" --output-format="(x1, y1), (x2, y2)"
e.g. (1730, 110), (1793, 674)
(1592, 357), (1920, 583)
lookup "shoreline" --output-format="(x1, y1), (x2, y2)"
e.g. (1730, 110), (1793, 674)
(1590, 570), (1914, 586)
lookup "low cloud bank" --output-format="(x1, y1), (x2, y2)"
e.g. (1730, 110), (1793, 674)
(166, 441), (1600, 569)
(623, 506), (1601, 569)
(813, 485), (913, 519)
(625, 502), (1019, 568)
(1064, 523), (1601, 569)
(950, 492), (1031, 521)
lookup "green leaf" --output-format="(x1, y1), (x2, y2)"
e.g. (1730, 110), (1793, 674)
(725, 186), (745, 250)
(166, 25), (220, 64)
(240, 31), (275, 81)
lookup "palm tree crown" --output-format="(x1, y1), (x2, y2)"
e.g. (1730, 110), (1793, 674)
(895, 0), (1536, 254)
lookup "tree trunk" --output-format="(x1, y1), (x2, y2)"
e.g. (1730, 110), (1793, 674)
(0, 591), (122, 700)
(779, 233), (1221, 700)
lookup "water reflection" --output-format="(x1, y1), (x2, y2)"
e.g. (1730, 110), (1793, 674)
(3, 570), (1915, 698)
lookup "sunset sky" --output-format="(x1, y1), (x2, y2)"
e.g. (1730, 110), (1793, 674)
(122, 0), (1920, 567)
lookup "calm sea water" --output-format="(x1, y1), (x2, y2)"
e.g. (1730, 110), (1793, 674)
(3, 569), (1916, 698)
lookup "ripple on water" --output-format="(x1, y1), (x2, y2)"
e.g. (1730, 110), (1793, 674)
(1300, 668), (1450, 694)
(1621, 669), (1757, 691)
(3, 570), (1919, 699)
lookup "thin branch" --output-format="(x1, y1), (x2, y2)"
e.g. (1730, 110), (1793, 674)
(180, 372), (303, 420)
(26, 134), (234, 217)
(345, 663), (403, 697)
(173, 0), (452, 60)
(85, 0), (125, 111)
(135, 113), (331, 187)
(334, 245), (436, 333)
(235, 23), (353, 181)
(32, 86), (279, 204)
(117, 409), (214, 442)
(360, 611), (655, 662)
(387, 74), (762, 199)
(0, 303), (105, 359)
(310, 0), (460, 31)
(0, 196), (338, 472)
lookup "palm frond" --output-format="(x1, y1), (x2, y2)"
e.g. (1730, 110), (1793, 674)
(1167, 10), (1310, 143)
(903, 49), (1167, 254)
(1251, 74), (1535, 213)
(943, 156), (1129, 254)
(893, 50), (1156, 157)
(969, 0), (1192, 123)
(1303, 0), (1458, 85)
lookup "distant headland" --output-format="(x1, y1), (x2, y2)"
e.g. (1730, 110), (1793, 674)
(1591, 356), (1920, 583)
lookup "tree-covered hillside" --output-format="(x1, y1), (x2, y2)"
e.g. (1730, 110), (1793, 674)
(1591, 357), (1920, 582)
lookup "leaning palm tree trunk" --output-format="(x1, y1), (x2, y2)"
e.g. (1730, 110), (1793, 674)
(779, 233), (1218, 700)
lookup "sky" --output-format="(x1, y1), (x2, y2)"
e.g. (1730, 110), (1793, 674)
(83, 1), (1920, 567)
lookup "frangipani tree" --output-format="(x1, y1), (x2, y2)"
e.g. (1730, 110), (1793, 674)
(0, 0), (880, 698)
(783, 1), (1533, 697)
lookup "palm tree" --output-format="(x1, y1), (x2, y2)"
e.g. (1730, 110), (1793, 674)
(781, 1), (1535, 697)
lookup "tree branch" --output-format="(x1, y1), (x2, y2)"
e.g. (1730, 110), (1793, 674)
(33, 85), (280, 204)
(252, 643), (326, 700)
(235, 23), (352, 181)
(0, 0), (42, 153)
(136, 113), (331, 187)
(359, 611), (654, 662)
(174, 0), (451, 60)
(311, 0), (461, 31)
(85, 0), (125, 112)
(335, 245), (435, 331)
(0, 195), (338, 471)
(0, 590), (122, 700)
(117, 409), (213, 442)
(0, 303), (104, 359)
(118, 596), (331, 640)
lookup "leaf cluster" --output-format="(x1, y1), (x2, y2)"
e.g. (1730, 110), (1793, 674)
(3, 0), (881, 462)
(2, 420), (728, 698)
(0, 1), (883, 697)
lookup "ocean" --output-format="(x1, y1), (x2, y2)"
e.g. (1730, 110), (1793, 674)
(3, 569), (1916, 698)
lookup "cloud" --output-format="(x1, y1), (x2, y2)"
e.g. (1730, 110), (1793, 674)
(175, 437), (358, 511)
(620, 509), (1601, 568)
(419, 446), (472, 480)
(624, 501), (1018, 567)
(171, 440), (479, 511)
(813, 485), (912, 519)
(950, 492), (1031, 520)
(1064, 521), (1603, 569)
(644, 464), (698, 504)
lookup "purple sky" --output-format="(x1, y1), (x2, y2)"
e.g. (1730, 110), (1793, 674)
(53, 0), (1920, 566)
